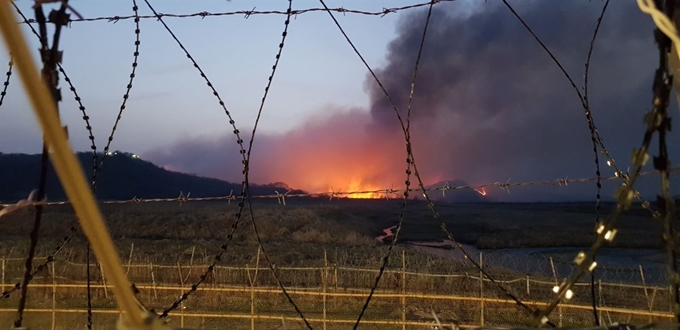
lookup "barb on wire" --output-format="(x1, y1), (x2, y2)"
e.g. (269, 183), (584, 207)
(238, 1), (311, 328)
(137, 0), (252, 318)
(97, 0), (141, 184)
(583, 0), (610, 325)
(2, 168), (673, 208)
(0, 57), (11, 109)
(0, 190), (42, 218)
(17, 0), (455, 24)
(534, 6), (676, 323)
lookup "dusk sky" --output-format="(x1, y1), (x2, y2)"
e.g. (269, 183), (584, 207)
(1, 0), (678, 202)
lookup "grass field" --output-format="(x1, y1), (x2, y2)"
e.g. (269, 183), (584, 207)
(0, 199), (672, 329)
(0, 198), (664, 262)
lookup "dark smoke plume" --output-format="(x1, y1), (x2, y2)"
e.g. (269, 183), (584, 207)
(146, 1), (678, 202)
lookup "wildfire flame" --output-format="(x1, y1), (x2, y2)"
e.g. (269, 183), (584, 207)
(474, 187), (487, 196)
(335, 180), (384, 199)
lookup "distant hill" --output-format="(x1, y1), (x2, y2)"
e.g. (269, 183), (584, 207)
(0, 151), (305, 203)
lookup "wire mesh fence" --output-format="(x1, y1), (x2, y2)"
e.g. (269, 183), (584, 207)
(0, 250), (674, 329)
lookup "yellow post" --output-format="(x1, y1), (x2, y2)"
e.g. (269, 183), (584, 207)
(402, 249), (406, 330)
(480, 252), (484, 326)
(51, 262), (56, 330)
(323, 249), (328, 330)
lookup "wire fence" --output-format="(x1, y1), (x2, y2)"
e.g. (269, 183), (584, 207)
(0, 250), (675, 329)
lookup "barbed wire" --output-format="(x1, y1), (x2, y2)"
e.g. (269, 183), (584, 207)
(0, 57), (11, 109)
(651, 0), (680, 322)
(235, 1), (312, 329)
(346, 0), (433, 326)
(13, 1), (70, 327)
(533, 3), (677, 324)
(133, 0), (251, 320)
(9, 4), (100, 328)
(314, 1), (544, 328)
(0, 168), (674, 209)
(584, 0), (610, 325)
(96, 0), (141, 186)
(15, 0), (456, 25)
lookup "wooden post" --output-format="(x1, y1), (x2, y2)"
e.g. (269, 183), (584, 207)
(1, 257), (5, 293)
(51, 262), (56, 330)
(480, 252), (484, 326)
(323, 249), (328, 330)
(526, 275), (530, 296)
(640, 265), (653, 323)
(402, 249), (407, 330)
(125, 243), (134, 276)
(178, 262), (185, 328)
(598, 279), (603, 324)
(150, 262), (157, 300)
(99, 261), (108, 299)
(248, 246), (261, 330)
(184, 246), (196, 284)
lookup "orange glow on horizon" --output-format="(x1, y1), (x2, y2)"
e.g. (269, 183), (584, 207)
(333, 179), (384, 199)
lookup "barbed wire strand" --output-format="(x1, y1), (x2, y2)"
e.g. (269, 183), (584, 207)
(534, 15), (676, 325)
(96, 0), (141, 184)
(316, 0), (417, 326)
(0, 57), (11, 109)
(85, 1), (140, 321)
(10, 0), (99, 189)
(651, 0), (680, 322)
(7, 2), (97, 306)
(10, 2), (106, 328)
(3, 167), (674, 209)
(136, 0), (253, 319)
(316, 0), (546, 327)
(499, 0), (650, 208)
(583, 0), (610, 325)
(501, 0), (676, 325)
(349, 0), (434, 327)
(239, 1), (312, 328)
(14, 2), (69, 327)
(16, 1), (457, 25)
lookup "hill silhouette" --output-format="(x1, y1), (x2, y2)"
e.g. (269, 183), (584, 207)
(0, 151), (304, 203)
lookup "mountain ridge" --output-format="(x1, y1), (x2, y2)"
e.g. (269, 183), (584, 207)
(0, 151), (304, 203)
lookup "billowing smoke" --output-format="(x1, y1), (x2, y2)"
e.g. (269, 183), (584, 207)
(145, 1), (675, 201)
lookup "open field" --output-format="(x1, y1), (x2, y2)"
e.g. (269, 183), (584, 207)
(0, 199), (673, 328)
(0, 199), (666, 260)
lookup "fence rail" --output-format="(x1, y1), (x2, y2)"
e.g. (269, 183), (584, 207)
(0, 251), (675, 329)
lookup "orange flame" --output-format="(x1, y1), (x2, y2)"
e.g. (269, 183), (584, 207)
(474, 187), (487, 196)
(335, 179), (383, 199)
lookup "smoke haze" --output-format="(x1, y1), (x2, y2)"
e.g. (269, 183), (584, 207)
(145, 1), (677, 201)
